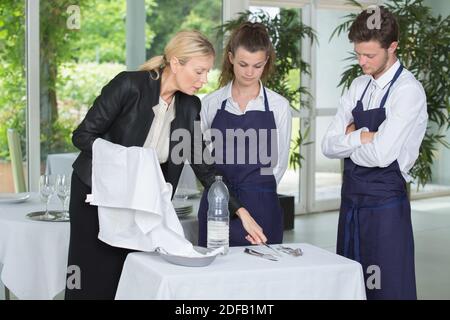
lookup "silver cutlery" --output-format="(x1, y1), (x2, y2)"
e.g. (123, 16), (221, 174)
(260, 242), (283, 257)
(277, 245), (303, 257)
(244, 248), (278, 261)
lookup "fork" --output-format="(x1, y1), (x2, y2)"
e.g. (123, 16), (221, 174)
(277, 245), (303, 257)
(261, 242), (283, 257)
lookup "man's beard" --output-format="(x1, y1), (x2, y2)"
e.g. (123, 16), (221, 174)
(371, 50), (390, 79)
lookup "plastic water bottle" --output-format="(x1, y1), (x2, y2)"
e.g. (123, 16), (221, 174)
(207, 176), (229, 254)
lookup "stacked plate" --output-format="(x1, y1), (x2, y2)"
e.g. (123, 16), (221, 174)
(0, 193), (30, 204)
(172, 201), (193, 217)
(173, 188), (201, 200)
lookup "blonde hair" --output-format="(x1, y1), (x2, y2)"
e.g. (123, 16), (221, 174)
(140, 30), (215, 79)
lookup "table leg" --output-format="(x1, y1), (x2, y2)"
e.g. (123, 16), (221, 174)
(5, 287), (10, 300)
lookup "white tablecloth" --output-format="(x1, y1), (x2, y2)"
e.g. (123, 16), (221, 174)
(0, 194), (69, 300)
(45, 152), (79, 177)
(115, 243), (367, 300)
(0, 193), (199, 300)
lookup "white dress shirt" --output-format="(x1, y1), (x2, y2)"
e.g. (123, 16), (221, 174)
(201, 81), (292, 184)
(321, 60), (428, 181)
(143, 96), (176, 163)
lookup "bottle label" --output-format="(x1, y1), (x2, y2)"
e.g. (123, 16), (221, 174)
(207, 221), (229, 241)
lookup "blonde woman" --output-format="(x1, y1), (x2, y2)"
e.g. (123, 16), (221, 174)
(66, 31), (258, 299)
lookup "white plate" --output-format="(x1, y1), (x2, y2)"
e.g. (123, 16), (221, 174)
(157, 246), (218, 267)
(0, 193), (30, 204)
(174, 189), (201, 199)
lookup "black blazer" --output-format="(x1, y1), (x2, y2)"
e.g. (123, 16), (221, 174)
(72, 71), (242, 215)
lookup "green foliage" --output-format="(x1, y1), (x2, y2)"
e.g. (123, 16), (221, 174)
(217, 9), (317, 170)
(331, 0), (450, 187)
(197, 69), (220, 95)
(74, 0), (128, 63)
(145, 0), (223, 66)
(51, 62), (126, 152)
(0, 0), (226, 162)
(0, 0), (26, 160)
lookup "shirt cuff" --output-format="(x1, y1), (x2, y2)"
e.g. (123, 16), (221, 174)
(348, 127), (369, 148)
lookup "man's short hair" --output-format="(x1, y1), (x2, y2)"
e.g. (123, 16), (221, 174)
(348, 6), (399, 49)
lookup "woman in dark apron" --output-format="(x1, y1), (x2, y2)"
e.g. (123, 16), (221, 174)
(338, 64), (417, 300)
(198, 22), (291, 246)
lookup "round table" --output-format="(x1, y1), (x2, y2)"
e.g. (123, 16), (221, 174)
(0, 193), (199, 300)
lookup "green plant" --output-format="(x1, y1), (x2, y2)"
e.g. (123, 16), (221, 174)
(217, 9), (316, 170)
(0, 1), (26, 160)
(331, 0), (450, 188)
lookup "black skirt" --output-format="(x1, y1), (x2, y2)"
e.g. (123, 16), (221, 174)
(64, 172), (135, 300)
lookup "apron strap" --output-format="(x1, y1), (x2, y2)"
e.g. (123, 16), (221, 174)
(359, 80), (372, 102)
(262, 86), (270, 112)
(220, 98), (227, 111)
(343, 194), (407, 263)
(380, 64), (404, 109)
(344, 207), (361, 263)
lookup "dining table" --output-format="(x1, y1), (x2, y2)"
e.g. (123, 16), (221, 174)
(0, 193), (199, 300)
(115, 243), (367, 300)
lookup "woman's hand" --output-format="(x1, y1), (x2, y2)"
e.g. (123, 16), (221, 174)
(236, 208), (267, 245)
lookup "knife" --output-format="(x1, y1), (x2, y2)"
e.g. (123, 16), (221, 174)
(261, 242), (283, 257)
(244, 248), (278, 261)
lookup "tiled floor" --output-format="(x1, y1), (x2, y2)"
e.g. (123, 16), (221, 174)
(2, 195), (449, 300)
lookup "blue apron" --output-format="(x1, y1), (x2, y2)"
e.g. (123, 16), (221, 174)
(337, 64), (417, 300)
(198, 86), (284, 246)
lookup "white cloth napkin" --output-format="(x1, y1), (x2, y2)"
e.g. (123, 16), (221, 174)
(87, 138), (222, 257)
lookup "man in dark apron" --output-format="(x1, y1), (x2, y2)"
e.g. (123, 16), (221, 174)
(322, 7), (428, 300)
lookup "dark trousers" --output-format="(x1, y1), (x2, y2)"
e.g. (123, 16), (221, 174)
(64, 172), (135, 300)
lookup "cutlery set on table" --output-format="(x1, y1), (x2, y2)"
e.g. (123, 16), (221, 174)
(244, 244), (303, 261)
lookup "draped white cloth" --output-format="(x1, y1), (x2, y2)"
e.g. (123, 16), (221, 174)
(88, 138), (220, 257)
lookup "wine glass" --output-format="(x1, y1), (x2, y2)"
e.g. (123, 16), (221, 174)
(56, 174), (71, 220)
(39, 175), (55, 220)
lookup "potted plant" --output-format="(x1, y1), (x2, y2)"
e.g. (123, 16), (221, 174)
(217, 9), (316, 229)
(331, 0), (450, 190)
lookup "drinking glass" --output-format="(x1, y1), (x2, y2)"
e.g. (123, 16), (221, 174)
(39, 175), (55, 220)
(56, 174), (71, 220)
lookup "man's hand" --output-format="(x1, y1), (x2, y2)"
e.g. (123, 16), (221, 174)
(345, 123), (356, 134)
(360, 131), (376, 144)
(236, 207), (267, 245)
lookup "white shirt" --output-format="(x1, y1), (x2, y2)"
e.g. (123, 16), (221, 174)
(321, 60), (428, 182)
(201, 81), (292, 184)
(143, 96), (176, 163)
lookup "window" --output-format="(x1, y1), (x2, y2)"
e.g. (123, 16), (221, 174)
(0, 1), (27, 193)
